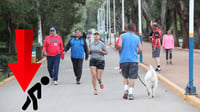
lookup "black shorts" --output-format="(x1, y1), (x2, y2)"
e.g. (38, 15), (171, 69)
(89, 59), (105, 70)
(120, 62), (138, 79)
(152, 47), (160, 58)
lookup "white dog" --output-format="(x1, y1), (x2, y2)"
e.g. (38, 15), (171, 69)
(144, 65), (158, 98)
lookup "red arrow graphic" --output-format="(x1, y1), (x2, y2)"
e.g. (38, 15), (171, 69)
(8, 30), (41, 92)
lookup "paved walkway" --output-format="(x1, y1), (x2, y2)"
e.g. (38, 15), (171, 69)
(0, 43), (200, 111)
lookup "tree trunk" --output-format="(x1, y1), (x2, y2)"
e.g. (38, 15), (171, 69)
(173, 4), (180, 47)
(160, 0), (167, 41)
(133, 0), (152, 39)
(172, 0), (189, 48)
(194, 22), (200, 49)
(8, 21), (16, 54)
(180, 18), (189, 48)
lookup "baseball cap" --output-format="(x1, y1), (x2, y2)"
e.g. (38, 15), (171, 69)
(94, 31), (100, 35)
(50, 27), (56, 31)
(153, 23), (158, 27)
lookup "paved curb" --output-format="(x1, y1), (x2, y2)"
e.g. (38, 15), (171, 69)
(0, 57), (47, 87)
(139, 63), (200, 109)
(176, 47), (200, 54)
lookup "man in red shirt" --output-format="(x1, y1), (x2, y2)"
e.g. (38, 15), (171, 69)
(151, 22), (161, 71)
(43, 27), (64, 85)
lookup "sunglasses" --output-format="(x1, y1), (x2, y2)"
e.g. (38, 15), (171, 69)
(50, 30), (55, 32)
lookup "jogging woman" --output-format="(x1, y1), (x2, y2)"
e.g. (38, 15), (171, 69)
(88, 31), (108, 95)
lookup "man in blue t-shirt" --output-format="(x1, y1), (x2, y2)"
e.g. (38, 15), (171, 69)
(118, 23), (142, 100)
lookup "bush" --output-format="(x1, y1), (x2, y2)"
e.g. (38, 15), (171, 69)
(0, 55), (10, 68)
(0, 55), (17, 78)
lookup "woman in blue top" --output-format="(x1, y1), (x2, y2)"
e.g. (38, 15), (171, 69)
(64, 29), (89, 84)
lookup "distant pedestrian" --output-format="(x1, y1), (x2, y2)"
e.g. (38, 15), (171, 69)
(102, 32), (106, 41)
(106, 32), (109, 42)
(64, 29), (89, 84)
(162, 29), (174, 65)
(88, 31), (107, 95)
(87, 33), (92, 42)
(118, 23), (142, 100)
(115, 31), (126, 74)
(42, 27), (64, 85)
(151, 21), (162, 72)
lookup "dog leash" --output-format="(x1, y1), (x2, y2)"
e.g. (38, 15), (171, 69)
(138, 75), (146, 87)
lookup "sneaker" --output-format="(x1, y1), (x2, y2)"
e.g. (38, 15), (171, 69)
(99, 82), (104, 89)
(128, 94), (134, 100)
(94, 89), (98, 95)
(119, 69), (122, 74)
(169, 61), (172, 65)
(155, 68), (161, 72)
(76, 81), (80, 85)
(123, 90), (129, 99)
(166, 62), (169, 65)
(54, 81), (58, 85)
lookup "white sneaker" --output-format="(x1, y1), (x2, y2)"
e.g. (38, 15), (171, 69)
(54, 81), (58, 85)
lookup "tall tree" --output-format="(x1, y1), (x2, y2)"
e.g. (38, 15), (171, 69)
(173, 4), (180, 47)
(171, 0), (189, 48)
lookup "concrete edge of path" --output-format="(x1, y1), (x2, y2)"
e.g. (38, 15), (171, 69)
(0, 57), (47, 87)
(106, 42), (200, 109)
(139, 63), (200, 109)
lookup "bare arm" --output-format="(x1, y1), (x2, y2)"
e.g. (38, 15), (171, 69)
(118, 35), (122, 49)
(100, 43), (108, 55)
(138, 41), (142, 54)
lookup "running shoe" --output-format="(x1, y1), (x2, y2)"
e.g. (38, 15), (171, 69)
(169, 61), (172, 65)
(100, 83), (104, 89)
(128, 94), (134, 100)
(99, 81), (104, 89)
(155, 68), (161, 72)
(123, 90), (129, 99)
(94, 89), (98, 95)
(54, 81), (58, 85)
(76, 81), (80, 85)
(119, 69), (122, 74)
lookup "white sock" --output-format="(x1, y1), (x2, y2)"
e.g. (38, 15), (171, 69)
(124, 85), (128, 91)
(129, 88), (133, 94)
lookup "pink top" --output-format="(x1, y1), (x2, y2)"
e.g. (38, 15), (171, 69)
(43, 35), (64, 57)
(162, 34), (174, 49)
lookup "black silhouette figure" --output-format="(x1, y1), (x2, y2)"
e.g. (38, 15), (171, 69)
(22, 76), (49, 111)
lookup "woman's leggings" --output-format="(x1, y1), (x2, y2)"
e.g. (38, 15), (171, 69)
(166, 49), (172, 60)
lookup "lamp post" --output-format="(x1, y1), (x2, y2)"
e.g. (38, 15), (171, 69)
(138, 0), (143, 63)
(122, 0), (125, 31)
(109, 0), (111, 45)
(113, 0), (116, 43)
(185, 0), (197, 95)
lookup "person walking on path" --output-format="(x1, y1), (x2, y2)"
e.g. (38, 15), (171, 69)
(64, 29), (89, 84)
(162, 29), (174, 65)
(88, 31), (107, 95)
(42, 27), (64, 85)
(118, 23), (142, 100)
(115, 31), (126, 74)
(151, 21), (162, 72)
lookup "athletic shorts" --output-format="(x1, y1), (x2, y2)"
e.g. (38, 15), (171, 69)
(152, 47), (160, 58)
(89, 59), (105, 70)
(120, 62), (138, 79)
